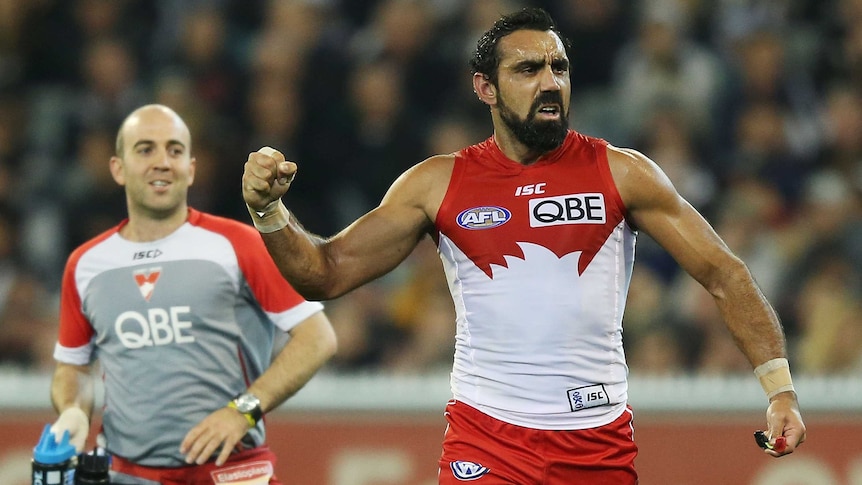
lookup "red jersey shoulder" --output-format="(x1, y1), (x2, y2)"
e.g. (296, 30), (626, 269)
(65, 223), (122, 271)
(189, 209), (263, 246)
(188, 209), (307, 307)
(457, 136), (494, 158)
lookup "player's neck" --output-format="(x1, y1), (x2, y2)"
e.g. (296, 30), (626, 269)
(120, 206), (190, 242)
(492, 131), (545, 166)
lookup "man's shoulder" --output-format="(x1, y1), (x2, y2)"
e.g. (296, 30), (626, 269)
(67, 224), (121, 263)
(399, 153), (457, 186)
(454, 136), (494, 159)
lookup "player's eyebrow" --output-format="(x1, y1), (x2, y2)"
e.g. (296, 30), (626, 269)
(509, 58), (546, 71)
(508, 57), (569, 71)
(132, 139), (187, 150)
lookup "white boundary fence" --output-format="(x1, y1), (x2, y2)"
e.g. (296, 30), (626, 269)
(1, 370), (859, 412)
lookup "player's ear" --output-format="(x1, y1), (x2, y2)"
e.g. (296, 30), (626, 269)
(188, 156), (196, 186)
(473, 73), (497, 106)
(109, 156), (126, 186)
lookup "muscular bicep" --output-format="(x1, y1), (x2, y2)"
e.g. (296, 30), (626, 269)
(612, 147), (738, 287)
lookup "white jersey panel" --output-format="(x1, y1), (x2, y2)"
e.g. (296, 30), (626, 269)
(441, 220), (635, 430)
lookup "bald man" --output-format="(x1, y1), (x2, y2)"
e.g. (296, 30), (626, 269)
(49, 104), (336, 484)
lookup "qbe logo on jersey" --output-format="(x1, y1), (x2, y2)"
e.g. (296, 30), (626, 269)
(529, 192), (606, 228)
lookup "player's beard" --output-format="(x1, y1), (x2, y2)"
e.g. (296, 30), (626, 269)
(498, 91), (569, 154)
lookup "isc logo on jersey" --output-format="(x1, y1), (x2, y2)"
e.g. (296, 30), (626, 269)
(529, 192), (606, 228)
(456, 206), (511, 230)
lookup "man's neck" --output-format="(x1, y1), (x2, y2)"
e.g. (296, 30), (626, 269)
(492, 131), (546, 166)
(120, 207), (189, 242)
(490, 111), (570, 165)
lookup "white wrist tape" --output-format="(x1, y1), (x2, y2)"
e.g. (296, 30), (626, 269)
(247, 200), (290, 233)
(754, 358), (795, 399)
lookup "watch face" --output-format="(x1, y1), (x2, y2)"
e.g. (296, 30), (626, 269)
(235, 394), (260, 413)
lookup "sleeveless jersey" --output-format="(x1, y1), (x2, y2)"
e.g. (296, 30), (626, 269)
(435, 131), (636, 430)
(53, 208), (324, 466)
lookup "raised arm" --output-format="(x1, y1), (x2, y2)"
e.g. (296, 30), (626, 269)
(242, 148), (451, 300)
(608, 145), (806, 455)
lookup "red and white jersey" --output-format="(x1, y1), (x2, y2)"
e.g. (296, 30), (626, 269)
(54, 208), (323, 466)
(435, 131), (636, 430)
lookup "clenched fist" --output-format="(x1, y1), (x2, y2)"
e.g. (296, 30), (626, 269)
(242, 146), (297, 212)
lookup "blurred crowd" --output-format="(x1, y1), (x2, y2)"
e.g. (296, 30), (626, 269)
(0, 0), (861, 376)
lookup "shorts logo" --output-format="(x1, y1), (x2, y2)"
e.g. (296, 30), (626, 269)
(210, 460), (273, 484)
(456, 206), (511, 230)
(450, 461), (490, 480)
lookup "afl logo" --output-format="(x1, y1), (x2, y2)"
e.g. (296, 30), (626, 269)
(456, 206), (511, 230)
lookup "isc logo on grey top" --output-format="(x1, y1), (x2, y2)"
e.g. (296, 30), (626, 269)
(529, 193), (606, 228)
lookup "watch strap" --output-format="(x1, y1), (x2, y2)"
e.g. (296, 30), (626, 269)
(227, 400), (257, 427)
(228, 393), (262, 427)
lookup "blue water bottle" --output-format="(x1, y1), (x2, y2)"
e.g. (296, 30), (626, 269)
(32, 424), (77, 485)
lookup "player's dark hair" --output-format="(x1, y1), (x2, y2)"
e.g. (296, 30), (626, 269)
(470, 7), (570, 85)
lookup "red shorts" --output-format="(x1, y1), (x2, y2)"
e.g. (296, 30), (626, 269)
(111, 446), (282, 485)
(438, 400), (638, 484)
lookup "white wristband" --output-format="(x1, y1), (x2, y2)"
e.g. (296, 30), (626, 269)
(754, 358), (795, 399)
(247, 200), (290, 233)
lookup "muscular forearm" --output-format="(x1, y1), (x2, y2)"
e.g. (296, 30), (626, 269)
(247, 194), (338, 299)
(259, 214), (339, 300)
(257, 201), (424, 300)
(708, 259), (788, 368)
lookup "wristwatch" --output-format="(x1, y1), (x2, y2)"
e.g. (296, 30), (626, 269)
(228, 392), (263, 427)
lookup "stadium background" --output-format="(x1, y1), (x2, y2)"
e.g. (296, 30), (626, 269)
(0, 0), (860, 483)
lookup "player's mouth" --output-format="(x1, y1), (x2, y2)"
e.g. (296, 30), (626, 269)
(535, 104), (561, 119)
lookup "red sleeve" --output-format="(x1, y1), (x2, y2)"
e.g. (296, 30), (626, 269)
(58, 245), (98, 348)
(194, 211), (309, 312)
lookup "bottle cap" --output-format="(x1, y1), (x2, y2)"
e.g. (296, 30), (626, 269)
(33, 424), (77, 464)
(77, 448), (111, 475)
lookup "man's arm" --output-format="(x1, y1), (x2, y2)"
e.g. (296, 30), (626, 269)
(180, 311), (337, 466)
(608, 145), (806, 455)
(242, 149), (450, 300)
(50, 362), (95, 452)
(249, 312), (337, 412)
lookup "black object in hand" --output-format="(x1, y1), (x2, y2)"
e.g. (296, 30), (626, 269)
(754, 430), (787, 452)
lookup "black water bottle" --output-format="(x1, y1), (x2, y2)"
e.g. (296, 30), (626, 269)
(75, 448), (110, 484)
(32, 424), (76, 485)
